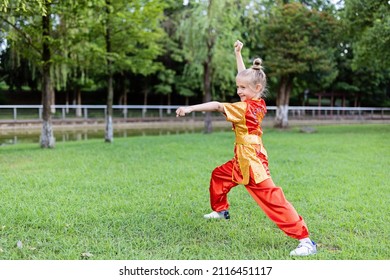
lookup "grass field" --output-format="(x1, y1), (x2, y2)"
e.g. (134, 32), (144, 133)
(0, 124), (389, 260)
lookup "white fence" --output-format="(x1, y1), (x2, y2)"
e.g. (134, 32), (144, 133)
(0, 105), (389, 122)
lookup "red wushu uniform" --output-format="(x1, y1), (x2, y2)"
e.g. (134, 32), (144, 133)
(209, 98), (309, 240)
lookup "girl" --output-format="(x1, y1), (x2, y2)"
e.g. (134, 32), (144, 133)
(175, 41), (316, 257)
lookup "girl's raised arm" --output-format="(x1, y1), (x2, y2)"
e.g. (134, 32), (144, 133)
(234, 40), (245, 73)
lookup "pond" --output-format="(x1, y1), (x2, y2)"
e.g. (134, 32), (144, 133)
(0, 125), (230, 146)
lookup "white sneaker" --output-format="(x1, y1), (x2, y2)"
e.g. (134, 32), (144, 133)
(203, 210), (230, 219)
(290, 241), (317, 256)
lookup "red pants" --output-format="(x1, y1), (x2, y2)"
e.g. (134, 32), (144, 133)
(209, 160), (309, 240)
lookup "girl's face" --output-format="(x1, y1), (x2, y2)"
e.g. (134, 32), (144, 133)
(236, 77), (261, 102)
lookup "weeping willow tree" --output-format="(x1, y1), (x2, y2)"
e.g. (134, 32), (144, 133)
(177, 0), (242, 134)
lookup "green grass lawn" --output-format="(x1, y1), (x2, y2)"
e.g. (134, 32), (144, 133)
(0, 124), (389, 260)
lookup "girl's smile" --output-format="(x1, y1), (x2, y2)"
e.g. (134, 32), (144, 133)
(236, 77), (260, 102)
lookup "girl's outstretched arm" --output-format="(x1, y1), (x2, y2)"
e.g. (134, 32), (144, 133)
(176, 101), (224, 117)
(234, 40), (245, 73)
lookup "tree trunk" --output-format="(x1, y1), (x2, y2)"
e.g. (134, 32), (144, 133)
(203, 60), (212, 134)
(167, 93), (171, 115)
(120, 76), (128, 117)
(75, 87), (82, 117)
(143, 87), (148, 116)
(40, 3), (55, 148)
(105, 75), (114, 142)
(65, 85), (70, 114)
(203, 0), (214, 134)
(104, 0), (114, 143)
(51, 89), (56, 114)
(274, 75), (292, 128)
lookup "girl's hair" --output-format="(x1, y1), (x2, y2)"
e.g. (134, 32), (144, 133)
(237, 58), (267, 97)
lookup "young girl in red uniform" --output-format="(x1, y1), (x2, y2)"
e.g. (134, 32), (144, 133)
(175, 41), (316, 257)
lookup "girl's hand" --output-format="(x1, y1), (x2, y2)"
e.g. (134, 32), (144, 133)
(234, 40), (243, 53)
(176, 106), (192, 117)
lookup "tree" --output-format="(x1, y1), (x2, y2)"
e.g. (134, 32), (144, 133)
(260, 2), (340, 127)
(178, 0), (241, 133)
(40, 0), (55, 147)
(153, 1), (186, 111)
(1, 0), (57, 147)
(343, 0), (390, 71)
(340, 0), (390, 106)
(85, 0), (166, 142)
(1, 0), (165, 146)
(51, 1), (102, 116)
(328, 38), (390, 107)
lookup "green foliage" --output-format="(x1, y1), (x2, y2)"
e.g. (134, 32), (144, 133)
(67, 0), (166, 81)
(177, 0), (242, 100)
(1, 0), (167, 94)
(0, 0), (389, 106)
(109, 0), (166, 76)
(343, 0), (390, 71)
(261, 2), (340, 86)
(332, 45), (390, 106)
(0, 124), (389, 259)
(1, 0), (49, 16)
(154, 69), (175, 95)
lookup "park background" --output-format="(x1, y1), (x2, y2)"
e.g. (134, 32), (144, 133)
(0, 0), (389, 147)
(0, 0), (389, 265)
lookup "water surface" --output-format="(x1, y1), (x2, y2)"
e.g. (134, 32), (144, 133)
(0, 126), (229, 146)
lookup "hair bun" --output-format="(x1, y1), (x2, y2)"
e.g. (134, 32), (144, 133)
(252, 58), (263, 70)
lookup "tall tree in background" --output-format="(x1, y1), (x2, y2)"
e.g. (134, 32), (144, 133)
(261, 2), (340, 127)
(104, 0), (114, 142)
(342, 0), (390, 106)
(52, 1), (102, 117)
(343, 0), (390, 71)
(40, 0), (55, 147)
(88, 0), (166, 142)
(1, 0), (58, 148)
(154, 1), (186, 112)
(178, 0), (241, 133)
